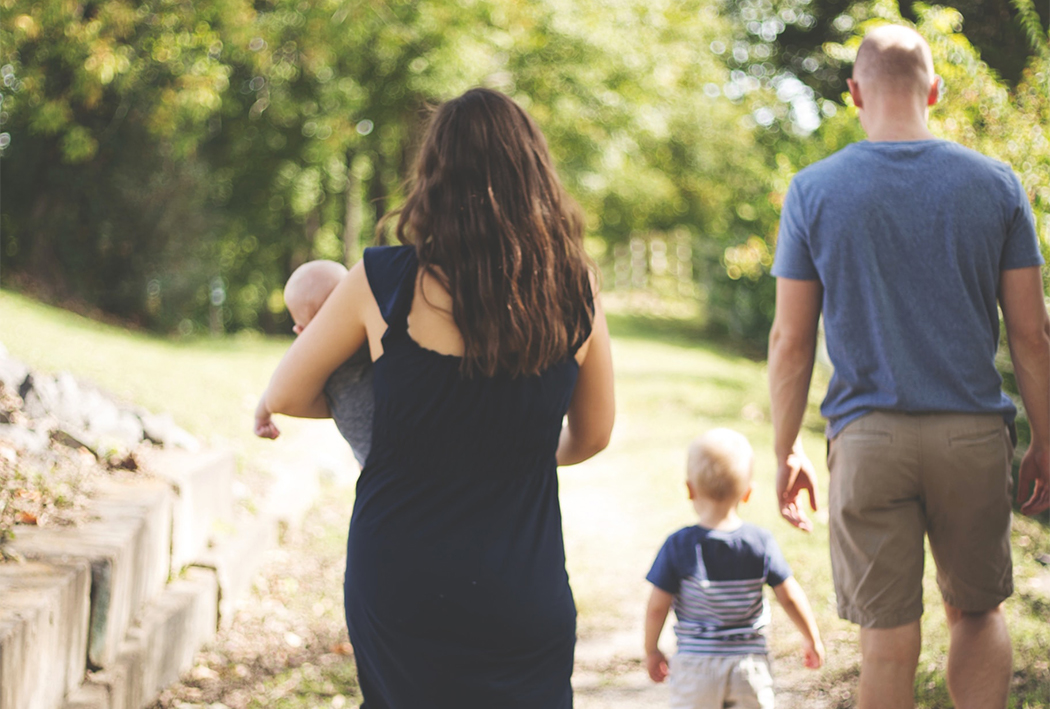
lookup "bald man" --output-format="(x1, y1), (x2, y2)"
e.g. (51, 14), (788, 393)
(768, 24), (1048, 709)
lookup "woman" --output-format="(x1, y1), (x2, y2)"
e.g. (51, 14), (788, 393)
(257, 87), (615, 707)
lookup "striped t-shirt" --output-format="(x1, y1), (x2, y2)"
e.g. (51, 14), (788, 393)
(646, 523), (792, 656)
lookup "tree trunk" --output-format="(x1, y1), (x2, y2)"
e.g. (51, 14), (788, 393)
(342, 149), (363, 265)
(370, 151), (388, 245)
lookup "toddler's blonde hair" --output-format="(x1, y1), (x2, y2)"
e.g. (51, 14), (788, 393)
(686, 428), (753, 503)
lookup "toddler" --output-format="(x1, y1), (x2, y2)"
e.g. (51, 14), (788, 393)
(254, 259), (373, 467)
(645, 428), (823, 708)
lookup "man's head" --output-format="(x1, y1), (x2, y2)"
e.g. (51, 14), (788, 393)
(284, 260), (348, 334)
(686, 428), (754, 505)
(849, 25), (938, 115)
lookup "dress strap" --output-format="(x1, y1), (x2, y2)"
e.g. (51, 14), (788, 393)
(569, 279), (596, 356)
(363, 245), (418, 334)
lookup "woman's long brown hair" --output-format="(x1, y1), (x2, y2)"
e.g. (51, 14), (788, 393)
(391, 88), (594, 378)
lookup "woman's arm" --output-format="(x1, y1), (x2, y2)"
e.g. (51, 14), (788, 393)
(261, 261), (379, 419)
(556, 291), (615, 465)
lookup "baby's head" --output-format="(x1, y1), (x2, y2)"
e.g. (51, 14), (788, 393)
(686, 428), (754, 506)
(284, 260), (348, 334)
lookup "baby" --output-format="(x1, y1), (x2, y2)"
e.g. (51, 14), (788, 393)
(644, 428), (824, 708)
(254, 260), (374, 467)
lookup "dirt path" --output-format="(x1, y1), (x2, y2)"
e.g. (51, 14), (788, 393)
(559, 436), (838, 709)
(152, 414), (847, 708)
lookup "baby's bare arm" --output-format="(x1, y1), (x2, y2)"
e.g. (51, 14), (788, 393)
(773, 577), (825, 668)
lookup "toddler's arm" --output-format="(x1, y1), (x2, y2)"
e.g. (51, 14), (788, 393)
(644, 586), (673, 682)
(773, 577), (825, 668)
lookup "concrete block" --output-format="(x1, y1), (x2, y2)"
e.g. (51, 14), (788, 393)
(9, 479), (173, 669)
(260, 468), (317, 535)
(0, 560), (91, 709)
(81, 666), (127, 709)
(194, 511), (276, 626)
(139, 448), (235, 573)
(61, 683), (110, 709)
(96, 569), (217, 709)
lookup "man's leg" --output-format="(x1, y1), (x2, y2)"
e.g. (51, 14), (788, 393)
(944, 603), (1011, 709)
(828, 413), (925, 709)
(921, 414), (1014, 709)
(858, 621), (921, 709)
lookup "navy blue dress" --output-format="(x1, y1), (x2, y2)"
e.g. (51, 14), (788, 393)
(344, 245), (585, 708)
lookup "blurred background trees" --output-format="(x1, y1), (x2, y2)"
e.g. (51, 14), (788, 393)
(1, 0), (1047, 341)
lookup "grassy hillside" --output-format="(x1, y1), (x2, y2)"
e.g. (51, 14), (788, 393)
(0, 290), (298, 459)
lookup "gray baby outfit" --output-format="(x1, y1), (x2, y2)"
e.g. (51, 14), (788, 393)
(323, 346), (374, 466)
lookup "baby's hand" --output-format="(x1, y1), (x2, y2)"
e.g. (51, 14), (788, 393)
(803, 638), (825, 669)
(646, 649), (669, 683)
(254, 398), (280, 439)
(254, 416), (280, 439)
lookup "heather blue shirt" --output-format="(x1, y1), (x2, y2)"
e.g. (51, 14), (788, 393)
(773, 139), (1043, 437)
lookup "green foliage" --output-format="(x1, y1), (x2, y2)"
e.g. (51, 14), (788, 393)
(0, 0), (1046, 343)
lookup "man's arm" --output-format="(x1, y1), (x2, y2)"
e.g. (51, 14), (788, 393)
(768, 277), (823, 531)
(1000, 266), (1050, 516)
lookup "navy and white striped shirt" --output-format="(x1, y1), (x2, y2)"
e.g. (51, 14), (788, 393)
(647, 524), (792, 656)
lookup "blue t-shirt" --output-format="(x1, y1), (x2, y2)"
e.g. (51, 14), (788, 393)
(772, 139), (1044, 437)
(646, 523), (792, 656)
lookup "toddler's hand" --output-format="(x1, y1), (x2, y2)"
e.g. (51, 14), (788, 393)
(803, 638), (825, 669)
(646, 649), (669, 683)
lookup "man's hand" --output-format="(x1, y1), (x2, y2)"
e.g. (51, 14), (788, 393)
(254, 397), (280, 439)
(777, 448), (818, 532)
(1017, 445), (1049, 517)
(646, 649), (669, 683)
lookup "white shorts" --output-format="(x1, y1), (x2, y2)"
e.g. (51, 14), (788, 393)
(669, 653), (774, 709)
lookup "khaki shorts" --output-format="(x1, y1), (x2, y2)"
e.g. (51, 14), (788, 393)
(828, 411), (1014, 629)
(669, 653), (774, 709)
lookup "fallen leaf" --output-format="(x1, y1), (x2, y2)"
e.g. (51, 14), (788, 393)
(330, 642), (354, 656)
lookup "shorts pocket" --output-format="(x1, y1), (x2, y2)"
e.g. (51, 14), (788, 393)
(948, 427), (1004, 447)
(837, 429), (893, 445)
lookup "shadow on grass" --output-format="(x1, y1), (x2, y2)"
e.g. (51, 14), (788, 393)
(820, 664), (861, 709)
(913, 663), (1050, 709)
(1015, 587), (1050, 620)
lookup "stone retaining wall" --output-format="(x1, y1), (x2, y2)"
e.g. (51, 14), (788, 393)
(0, 349), (320, 709)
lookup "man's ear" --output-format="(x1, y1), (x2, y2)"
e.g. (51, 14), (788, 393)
(927, 76), (940, 107)
(847, 77), (863, 109)
(292, 323), (304, 335)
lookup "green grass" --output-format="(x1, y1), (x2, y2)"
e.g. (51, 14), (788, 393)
(3, 290), (1048, 707)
